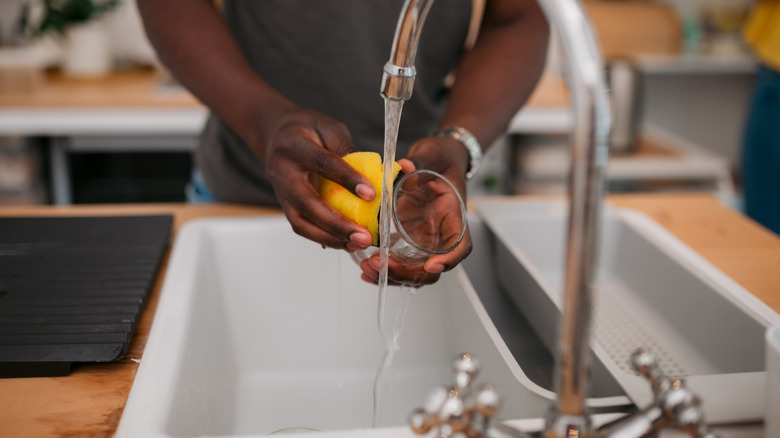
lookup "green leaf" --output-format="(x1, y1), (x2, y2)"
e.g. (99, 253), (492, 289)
(21, 0), (121, 36)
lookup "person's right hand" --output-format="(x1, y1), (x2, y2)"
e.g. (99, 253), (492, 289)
(260, 107), (379, 252)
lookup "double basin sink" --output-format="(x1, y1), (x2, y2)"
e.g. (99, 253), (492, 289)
(115, 199), (780, 437)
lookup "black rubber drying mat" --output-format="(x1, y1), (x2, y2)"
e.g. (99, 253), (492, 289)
(0, 215), (173, 377)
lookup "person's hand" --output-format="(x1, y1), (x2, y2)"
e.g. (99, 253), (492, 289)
(262, 106), (378, 251)
(358, 136), (473, 287)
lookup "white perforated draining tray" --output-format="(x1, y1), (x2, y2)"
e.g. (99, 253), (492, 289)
(476, 198), (780, 424)
(593, 280), (697, 378)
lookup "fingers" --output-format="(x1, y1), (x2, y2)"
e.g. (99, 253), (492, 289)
(360, 254), (442, 287)
(358, 228), (473, 286)
(423, 239), (472, 275)
(430, 227), (473, 270)
(277, 178), (373, 250)
(266, 112), (379, 249)
(316, 118), (358, 157)
(359, 258), (380, 284)
(305, 150), (376, 202)
(397, 158), (416, 175)
(270, 113), (376, 202)
(436, 193), (468, 248)
(314, 122), (375, 202)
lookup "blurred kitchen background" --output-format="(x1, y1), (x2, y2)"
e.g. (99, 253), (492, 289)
(0, 0), (759, 209)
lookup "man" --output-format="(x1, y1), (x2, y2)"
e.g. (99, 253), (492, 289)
(136, 0), (549, 285)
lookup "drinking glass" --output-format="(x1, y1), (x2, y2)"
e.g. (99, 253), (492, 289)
(351, 169), (467, 267)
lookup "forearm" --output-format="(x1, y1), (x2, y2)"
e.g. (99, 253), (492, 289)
(438, 0), (549, 152)
(136, 0), (295, 156)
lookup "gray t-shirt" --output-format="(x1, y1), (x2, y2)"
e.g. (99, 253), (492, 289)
(197, 0), (472, 205)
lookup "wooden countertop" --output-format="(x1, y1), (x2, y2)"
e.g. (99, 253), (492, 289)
(609, 194), (780, 313)
(0, 193), (778, 437)
(0, 68), (201, 109)
(0, 68), (207, 136)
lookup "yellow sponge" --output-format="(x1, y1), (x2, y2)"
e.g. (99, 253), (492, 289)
(318, 151), (402, 246)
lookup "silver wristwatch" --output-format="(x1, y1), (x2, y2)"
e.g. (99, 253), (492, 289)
(432, 126), (483, 180)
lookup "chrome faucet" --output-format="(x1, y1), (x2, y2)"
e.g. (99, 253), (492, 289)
(383, 0), (608, 435)
(383, 1), (717, 437)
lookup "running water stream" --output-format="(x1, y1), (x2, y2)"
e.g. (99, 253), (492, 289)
(371, 99), (415, 428)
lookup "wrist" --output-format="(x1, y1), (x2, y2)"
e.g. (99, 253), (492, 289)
(431, 126), (483, 180)
(243, 91), (299, 157)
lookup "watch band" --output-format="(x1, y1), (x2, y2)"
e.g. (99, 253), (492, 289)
(432, 126), (483, 180)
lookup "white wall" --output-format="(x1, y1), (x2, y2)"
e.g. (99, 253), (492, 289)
(642, 72), (755, 168)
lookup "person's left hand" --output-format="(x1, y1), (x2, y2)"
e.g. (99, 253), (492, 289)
(358, 136), (473, 287)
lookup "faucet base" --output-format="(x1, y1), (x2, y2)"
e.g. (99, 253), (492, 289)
(545, 410), (593, 438)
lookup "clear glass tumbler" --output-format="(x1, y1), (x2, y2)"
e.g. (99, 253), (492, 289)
(351, 169), (467, 267)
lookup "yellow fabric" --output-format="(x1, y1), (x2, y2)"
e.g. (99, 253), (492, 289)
(743, 1), (780, 71)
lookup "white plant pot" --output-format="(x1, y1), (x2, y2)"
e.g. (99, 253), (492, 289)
(62, 20), (112, 77)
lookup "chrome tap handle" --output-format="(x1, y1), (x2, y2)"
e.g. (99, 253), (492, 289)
(409, 385), (469, 437)
(597, 348), (720, 438)
(410, 354), (535, 438)
(452, 353), (480, 391)
(409, 354), (477, 437)
(659, 380), (719, 438)
(473, 384), (501, 418)
(630, 348), (670, 399)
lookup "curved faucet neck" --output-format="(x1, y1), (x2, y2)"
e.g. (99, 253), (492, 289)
(380, 0), (435, 101)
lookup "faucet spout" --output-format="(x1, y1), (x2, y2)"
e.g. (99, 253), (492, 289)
(380, 0), (435, 101)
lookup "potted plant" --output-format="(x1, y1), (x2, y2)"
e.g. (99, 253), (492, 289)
(21, 0), (120, 77)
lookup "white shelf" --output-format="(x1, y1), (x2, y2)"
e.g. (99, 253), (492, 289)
(508, 106), (573, 134)
(0, 107), (207, 136)
(633, 53), (758, 75)
(513, 124), (736, 203)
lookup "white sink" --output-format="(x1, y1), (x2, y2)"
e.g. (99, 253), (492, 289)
(117, 198), (777, 437)
(117, 214), (628, 438)
(476, 198), (780, 424)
